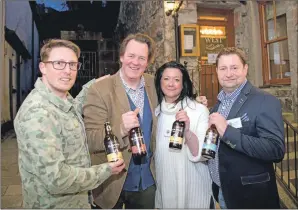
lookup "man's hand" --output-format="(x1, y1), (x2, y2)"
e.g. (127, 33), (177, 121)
(175, 109), (190, 132)
(196, 96), (208, 107)
(208, 112), (228, 137)
(120, 108), (140, 137)
(108, 159), (126, 175)
(95, 74), (110, 83)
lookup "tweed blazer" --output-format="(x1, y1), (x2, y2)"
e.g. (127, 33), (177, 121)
(83, 71), (158, 209)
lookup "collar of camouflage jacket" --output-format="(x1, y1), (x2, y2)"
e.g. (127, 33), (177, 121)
(34, 78), (74, 113)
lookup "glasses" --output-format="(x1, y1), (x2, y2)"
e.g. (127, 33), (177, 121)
(43, 61), (82, 71)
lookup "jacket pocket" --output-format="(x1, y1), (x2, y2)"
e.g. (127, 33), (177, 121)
(241, 172), (270, 185)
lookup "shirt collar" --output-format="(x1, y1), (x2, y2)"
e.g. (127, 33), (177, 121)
(34, 78), (73, 112)
(218, 79), (247, 102)
(119, 69), (145, 92)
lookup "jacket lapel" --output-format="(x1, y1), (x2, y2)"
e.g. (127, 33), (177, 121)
(114, 71), (130, 113)
(211, 101), (220, 114)
(226, 81), (253, 120)
(144, 76), (155, 115)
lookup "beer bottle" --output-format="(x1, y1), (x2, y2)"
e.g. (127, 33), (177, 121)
(129, 127), (147, 164)
(169, 120), (185, 150)
(202, 124), (218, 159)
(104, 122), (123, 162)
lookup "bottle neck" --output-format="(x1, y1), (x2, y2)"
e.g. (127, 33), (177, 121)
(104, 124), (113, 135)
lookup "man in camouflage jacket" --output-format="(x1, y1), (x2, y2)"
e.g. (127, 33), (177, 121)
(13, 39), (125, 209)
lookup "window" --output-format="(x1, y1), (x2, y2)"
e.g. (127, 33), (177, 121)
(259, 1), (290, 85)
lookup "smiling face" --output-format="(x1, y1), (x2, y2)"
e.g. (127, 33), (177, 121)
(39, 47), (78, 98)
(161, 67), (183, 103)
(216, 54), (248, 93)
(120, 39), (149, 86)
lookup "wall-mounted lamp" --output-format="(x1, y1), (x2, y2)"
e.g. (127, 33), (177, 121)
(164, 1), (183, 62)
(165, 1), (176, 16)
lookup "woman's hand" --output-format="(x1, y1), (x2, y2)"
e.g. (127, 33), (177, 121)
(175, 109), (190, 132)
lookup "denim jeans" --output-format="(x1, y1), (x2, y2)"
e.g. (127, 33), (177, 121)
(218, 188), (227, 209)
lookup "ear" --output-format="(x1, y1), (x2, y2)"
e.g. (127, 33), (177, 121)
(244, 64), (248, 74)
(39, 62), (46, 75)
(120, 55), (124, 63)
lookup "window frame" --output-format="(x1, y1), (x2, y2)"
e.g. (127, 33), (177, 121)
(258, 1), (290, 85)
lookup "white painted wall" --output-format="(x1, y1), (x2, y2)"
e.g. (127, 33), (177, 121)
(5, 0), (39, 103)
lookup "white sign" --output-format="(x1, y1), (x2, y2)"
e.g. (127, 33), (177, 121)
(184, 35), (194, 50)
(207, 53), (218, 64)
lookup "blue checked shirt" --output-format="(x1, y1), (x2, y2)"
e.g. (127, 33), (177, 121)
(208, 80), (247, 186)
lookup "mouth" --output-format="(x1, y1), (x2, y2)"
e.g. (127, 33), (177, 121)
(60, 78), (71, 82)
(130, 66), (139, 71)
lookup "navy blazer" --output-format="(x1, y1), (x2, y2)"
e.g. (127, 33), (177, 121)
(211, 81), (285, 209)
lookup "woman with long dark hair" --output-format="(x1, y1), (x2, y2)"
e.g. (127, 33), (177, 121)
(154, 61), (212, 208)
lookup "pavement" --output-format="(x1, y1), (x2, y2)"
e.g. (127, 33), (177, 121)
(1, 130), (23, 208)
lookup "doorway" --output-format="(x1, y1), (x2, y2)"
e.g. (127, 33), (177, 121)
(197, 8), (235, 108)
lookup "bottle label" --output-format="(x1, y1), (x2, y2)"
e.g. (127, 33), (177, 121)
(130, 136), (147, 154)
(105, 142), (123, 162)
(107, 152), (123, 162)
(169, 136), (183, 144)
(202, 143), (216, 152)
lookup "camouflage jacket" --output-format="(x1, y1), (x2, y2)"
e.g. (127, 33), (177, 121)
(14, 78), (112, 209)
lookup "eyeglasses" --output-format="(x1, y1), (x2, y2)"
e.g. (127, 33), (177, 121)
(43, 61), (82, 71)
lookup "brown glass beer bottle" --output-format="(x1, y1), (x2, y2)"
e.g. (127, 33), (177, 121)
(129, 127), (147, 164)
(169, 120), (185, 150)
(104, 122), (123, 162)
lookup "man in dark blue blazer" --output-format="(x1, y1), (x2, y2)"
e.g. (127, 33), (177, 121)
(208, 47), (285, 209)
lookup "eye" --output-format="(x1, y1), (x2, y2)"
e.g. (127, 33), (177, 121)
(175, 79), (180, 82)
(69, 62), (77, 67)
(55, 61), (65, 66)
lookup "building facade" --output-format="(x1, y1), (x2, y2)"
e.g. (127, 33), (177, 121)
(1, 0), (39, 135)
(115, 0), (298, 121)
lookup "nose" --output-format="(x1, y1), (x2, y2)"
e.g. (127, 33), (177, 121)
(225, 69), (233, 77)
(63, 64), (72, 74)
(132, 57), (139, 65)
(168, 79), (174, 86)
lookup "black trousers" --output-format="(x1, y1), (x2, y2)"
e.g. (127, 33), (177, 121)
(91, 184), (156, 209)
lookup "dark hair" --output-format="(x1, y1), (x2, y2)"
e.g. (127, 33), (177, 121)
(155, 61), (197, 105)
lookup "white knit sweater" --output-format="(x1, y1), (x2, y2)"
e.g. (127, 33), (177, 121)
(154, 97), (213, 209)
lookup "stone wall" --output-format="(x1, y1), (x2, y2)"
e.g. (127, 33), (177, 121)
(178, 1), (200, 92)
(286, 1), (298, 121)
(234, 2), (263, 87)
(115, 1), (165, 74)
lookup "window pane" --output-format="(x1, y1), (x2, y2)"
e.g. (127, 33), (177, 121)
(276, 14), (287, 37)
(268, 39), (290, 80)
(265, 2), (287, 40)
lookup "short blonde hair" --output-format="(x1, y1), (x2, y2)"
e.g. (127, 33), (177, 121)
(119, 33), (156, 64)
(216, 47), (247, 67)
(40, 39), (81, 62)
